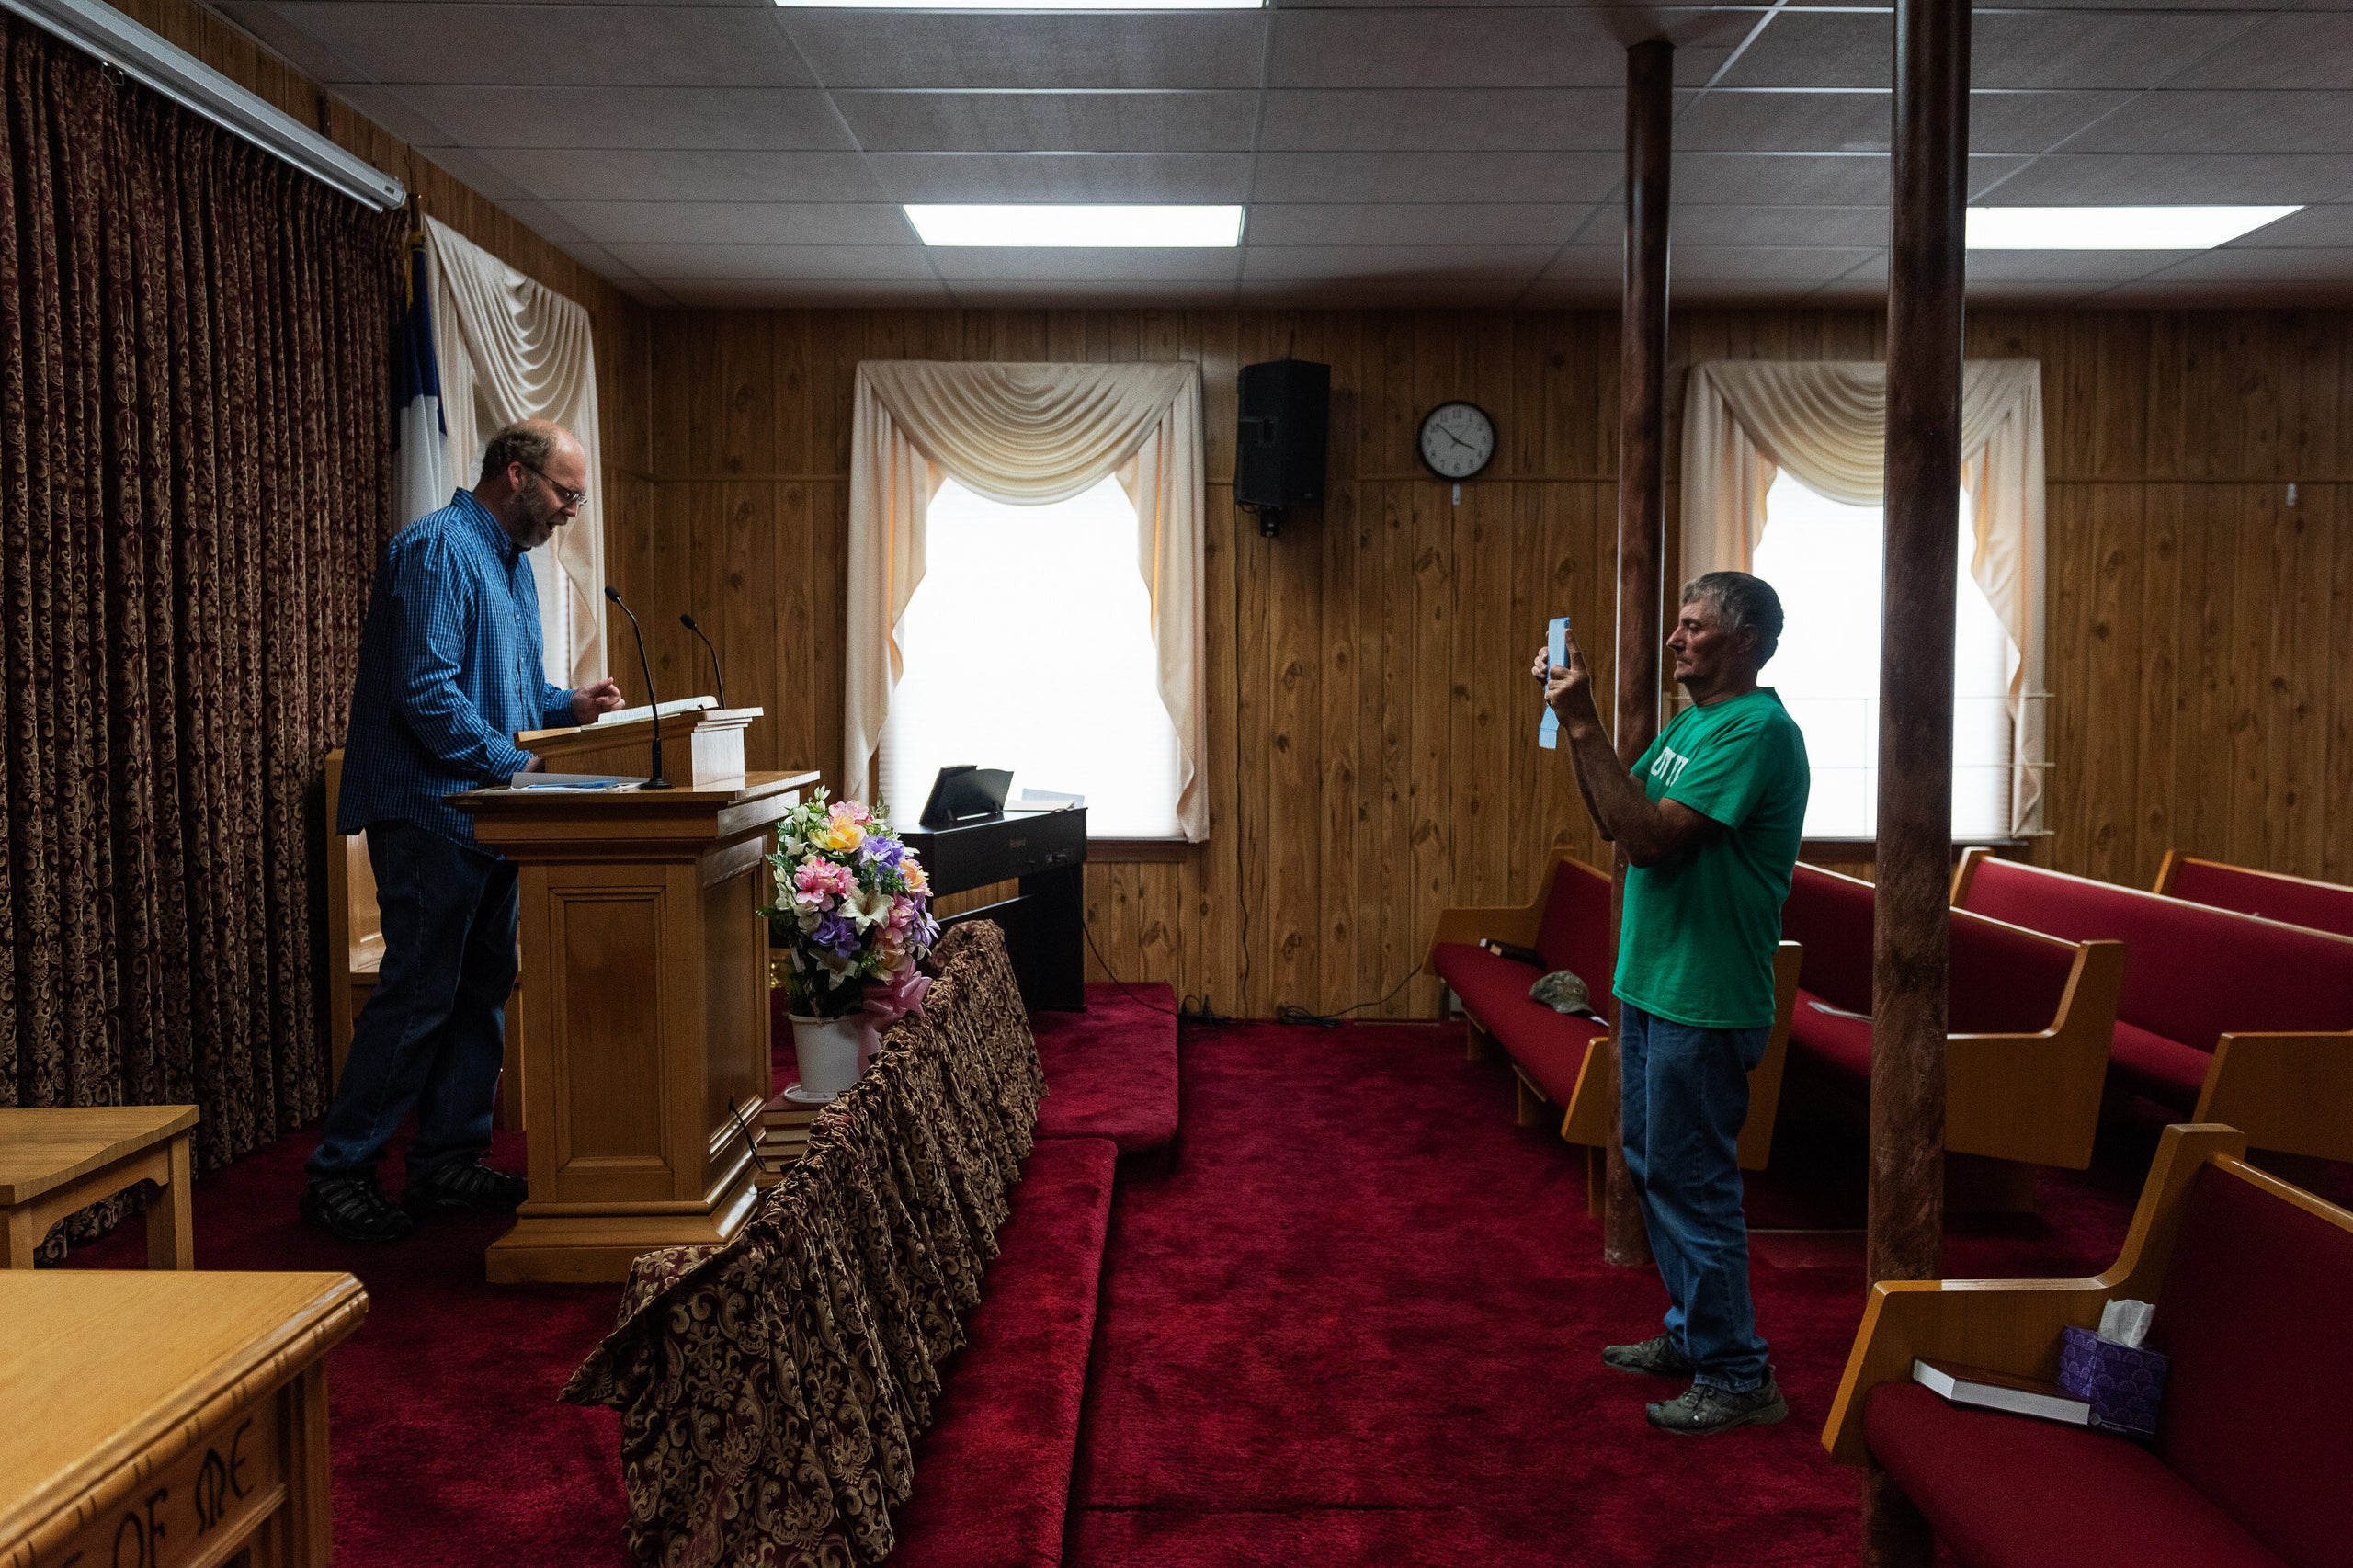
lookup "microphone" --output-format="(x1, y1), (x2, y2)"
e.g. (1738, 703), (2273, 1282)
(603, 585), (673, 790)
(679, 612), (727, 708)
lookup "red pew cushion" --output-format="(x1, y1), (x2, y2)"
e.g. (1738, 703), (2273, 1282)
(2108, 1021), (2213, 1113)
(1430, 942), (1602, 1106)
(2151, 1166), (2353, 1568)
(1865, 1381), (2285, 1568)
(2169, 859), (2353, 941)
(1962, 860), (2353, 1060)
(1533, 863), (1614, 982)
(1787, 989), (1872, 1093)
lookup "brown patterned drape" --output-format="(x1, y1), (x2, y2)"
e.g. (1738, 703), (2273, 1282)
(0, 16), (404, 1244)
(563, 922), (1049, 1568)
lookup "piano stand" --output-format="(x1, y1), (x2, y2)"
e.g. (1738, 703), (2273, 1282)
(903, 810), (1088, 1011)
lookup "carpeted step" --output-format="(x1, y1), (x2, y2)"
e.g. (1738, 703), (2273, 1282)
(888, 1135), (1120, 1568)
(1033, 983), (1180, 1153)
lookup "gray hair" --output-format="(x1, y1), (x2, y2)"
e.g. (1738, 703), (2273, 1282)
(478, 420), (567, 485)
(1682, 570), (1784, 666)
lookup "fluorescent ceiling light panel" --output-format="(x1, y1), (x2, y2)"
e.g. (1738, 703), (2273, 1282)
(1966, 206), (2300, 250)
(906, 204), (1244, 248)
(782, 0), (1260, 8)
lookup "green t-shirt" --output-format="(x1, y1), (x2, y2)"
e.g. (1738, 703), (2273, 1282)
(1614, 687), (1811, 1030)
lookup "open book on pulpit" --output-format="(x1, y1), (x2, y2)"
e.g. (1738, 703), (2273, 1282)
(516, 695), (766, 788)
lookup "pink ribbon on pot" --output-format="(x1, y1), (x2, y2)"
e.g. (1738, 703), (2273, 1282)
(851, 966), (931, 1069)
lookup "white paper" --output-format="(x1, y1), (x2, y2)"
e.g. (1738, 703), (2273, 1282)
(592, 694), (718, 728)
(507, 772), (640, 791)
(2098, 1298), (2155, 1348)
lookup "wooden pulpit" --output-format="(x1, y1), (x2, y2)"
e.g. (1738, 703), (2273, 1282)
(517, 701), (764, 786)
(458, 768), (818, 1284)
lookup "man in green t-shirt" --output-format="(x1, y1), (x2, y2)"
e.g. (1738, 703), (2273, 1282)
(1532, 570), (1809, 1436)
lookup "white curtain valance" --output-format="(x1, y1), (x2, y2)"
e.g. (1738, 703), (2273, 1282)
(424, 217), (607, 688)
(1681, 359), (2048, 832)
(847, 361), (1209, 840)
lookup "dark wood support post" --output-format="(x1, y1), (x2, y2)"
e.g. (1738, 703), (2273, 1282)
(1604, 36), (1673, 1269)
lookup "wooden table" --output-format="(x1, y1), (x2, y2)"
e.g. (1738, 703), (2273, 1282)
(0, 1268), (369, 1568)
(0, 1108), (199, 1270)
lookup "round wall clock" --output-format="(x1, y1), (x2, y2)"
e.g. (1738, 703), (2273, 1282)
(1418, 401), (1496, 481)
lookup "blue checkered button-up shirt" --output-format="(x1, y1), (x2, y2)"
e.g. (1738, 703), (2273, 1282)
(337, 490), (577, 847)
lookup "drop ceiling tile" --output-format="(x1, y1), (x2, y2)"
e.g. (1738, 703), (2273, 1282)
(832, 92), (1256, 154)
(654, 279), (956, 308)
(1236, 278), (1527, 308)
(327, 85), (457, 148)
(1241, 244), (1554, 281)
(1250, 151), (1620, 204)
(1267, 8), (1748, 90)
(551, 238), (631, 277)
(242, 3), (815, 86)
(1670, 246), (1880, 282)
(2064, 92), (2353, 156)
(777, 12), (1267, 89)
(354, 86), (853, 152)
(495, 198), (586, 244)
(1984, 153), (2353, 205)
(610, 276), (681, 309)
(601, 244), (937, 280)
(1964, 250), (2199, 283)
(1538, 246), (1621, 282)
(948, 281), (1241, 307)
(551, 200), (914, 245)
(2113, 247), (2353, 283)
(1679, 90), (2127, 155)
(926, 248), (1242, 283)
(864, 153), (1250, 203)
(418, 145), (530, 201)
(2168, 14), (2353, 89)
(1671, 205), (1888, 248)
(1717, 8), (2254, 91)
(475, 149), (884, 204)
(1518, 279), (1623, 307)
(2220, 204), (2353, 247)
(217, 3), (365, 84)
(1260, 88), (1646, 152)
(1245, 203), (1590, 247)
(2097, 248), (2353, 304)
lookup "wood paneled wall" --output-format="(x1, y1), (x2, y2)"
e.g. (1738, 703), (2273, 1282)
(612, 305), (2353, 1019)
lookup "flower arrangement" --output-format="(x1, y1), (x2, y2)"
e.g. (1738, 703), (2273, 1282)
(761, 792), (940, 1020)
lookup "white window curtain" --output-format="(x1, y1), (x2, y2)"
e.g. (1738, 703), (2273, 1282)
(846, 360), (1209, 841)
(1681, 359), (2048, 834)
(423, 216), (606, 688)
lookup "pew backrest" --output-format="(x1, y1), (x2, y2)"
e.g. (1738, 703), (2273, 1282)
(2151, 1160), (2353, 1568)
(1534, 855), (1614, 983)
(1957, 854), (2353, 1054)
(1782, 862), (2080, 1031)
(2156, 851), (2353, 941)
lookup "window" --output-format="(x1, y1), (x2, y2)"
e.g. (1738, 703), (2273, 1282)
(1748, 472), (2015, 841)
(880, 476), (1182, 839)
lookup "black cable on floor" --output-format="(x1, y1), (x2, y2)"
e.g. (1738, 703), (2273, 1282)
(1079, 914), (1232, 1024)
(1274, 967), (1423, 1028)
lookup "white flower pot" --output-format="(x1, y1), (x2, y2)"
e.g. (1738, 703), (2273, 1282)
(788, 1014), (865, 1102)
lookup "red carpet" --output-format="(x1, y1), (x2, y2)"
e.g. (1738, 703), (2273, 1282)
(892, 1137), (1120, 1568)
(1059, 1017), (2141, 1568)
(1032, 984), (1181, 1152)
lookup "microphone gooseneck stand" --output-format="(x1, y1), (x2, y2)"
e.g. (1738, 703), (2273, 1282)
(679, 612), (728, 709)
(603, 585), (674, 790)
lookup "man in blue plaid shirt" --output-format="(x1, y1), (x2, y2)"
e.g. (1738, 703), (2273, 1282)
(305, 420), (623, 1243)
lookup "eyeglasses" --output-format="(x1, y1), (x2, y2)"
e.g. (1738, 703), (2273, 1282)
(520, 461), (587, 511)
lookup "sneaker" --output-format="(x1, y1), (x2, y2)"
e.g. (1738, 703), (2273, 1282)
(405, 1158), (529, 1215)
(1602, 1335), (1695, 1377)
(1646, 1377), (1790, 1436)
(301, 1176), (415, 1244)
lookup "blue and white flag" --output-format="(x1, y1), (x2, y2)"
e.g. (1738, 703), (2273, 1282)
(392, 240), (453, 529)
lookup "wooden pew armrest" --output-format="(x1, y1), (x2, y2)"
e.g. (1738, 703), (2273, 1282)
(1822, 1124), (2246, 1464)
(2194, 1031), (2353, 1162)
(1426, 904), (1542, 962)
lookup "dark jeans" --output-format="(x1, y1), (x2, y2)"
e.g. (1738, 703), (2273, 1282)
(1619, 1001), (1773, 1392)
(308, 819), (517, 1183)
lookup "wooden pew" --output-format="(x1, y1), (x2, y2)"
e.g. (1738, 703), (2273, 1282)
(2154, 849), (2353, 940)
(1821, 1122), (2353, 1568)
(1, 1268), (368, 1567)
(324, 750), (524, 1131)
(1956, 850), (2353, 1164)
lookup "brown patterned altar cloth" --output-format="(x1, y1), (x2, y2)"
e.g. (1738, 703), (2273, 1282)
(563, 922), (1047, 1567)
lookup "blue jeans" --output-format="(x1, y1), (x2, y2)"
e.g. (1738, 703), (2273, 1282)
(308, 820), (517, 1182)
(1619, 1002), (1772, 1392)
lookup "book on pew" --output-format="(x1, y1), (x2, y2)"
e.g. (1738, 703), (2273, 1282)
(1912, 1358), (2091, 1426)
(1480, 938), (1544, 967)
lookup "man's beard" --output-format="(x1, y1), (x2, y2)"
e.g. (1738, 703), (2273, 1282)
(513, 489), (561, 549)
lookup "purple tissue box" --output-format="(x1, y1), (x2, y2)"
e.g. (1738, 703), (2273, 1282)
(2058, 1325), (2169, 1439)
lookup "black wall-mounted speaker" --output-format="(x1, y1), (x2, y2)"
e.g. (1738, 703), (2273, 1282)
(1234, 358), (1330, 533)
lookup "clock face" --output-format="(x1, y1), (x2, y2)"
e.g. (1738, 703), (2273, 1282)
(1419, 401), (1496, 481)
